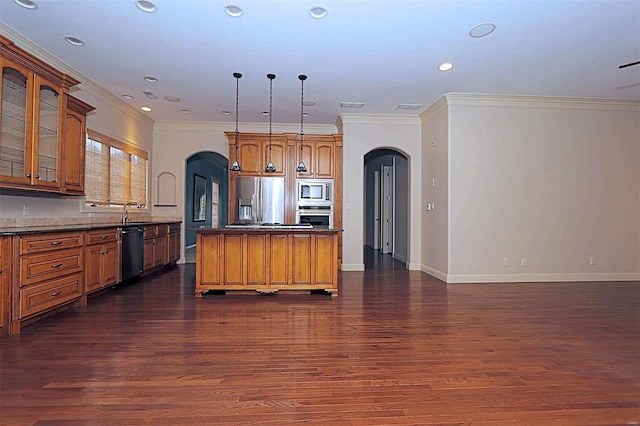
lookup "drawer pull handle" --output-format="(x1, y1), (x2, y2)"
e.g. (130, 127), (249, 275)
(51, 241), (63, 246)
(50, 291), (62, 297)
(101, 235), (109, 239)
(0, 269), (2, 275)
(50, 263), (63, 268)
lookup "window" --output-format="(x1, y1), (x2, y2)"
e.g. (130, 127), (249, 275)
(85, 129), (148, 207)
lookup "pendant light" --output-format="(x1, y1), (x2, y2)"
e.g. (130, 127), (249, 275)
(229, 72), (243, 172)
(264, 73), (277, 173)
(296, 74), (308, 173)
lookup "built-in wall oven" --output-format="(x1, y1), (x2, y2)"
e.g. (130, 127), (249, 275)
(296, 179), (333, 206)
(296, 206), (333, 228)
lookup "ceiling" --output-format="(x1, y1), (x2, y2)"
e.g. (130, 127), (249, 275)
(1, 0), (638, 125)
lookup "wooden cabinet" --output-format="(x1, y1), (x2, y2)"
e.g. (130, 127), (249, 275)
(143, 224), (168, 271)
(0, 36), (93, 194)
(293, 140), (335, 179)
(62, 96), (95, 195)
(168, 223), (181, 263)
(13, 231), (84, 334)
(85, 228), (119, 293)
(227, 132), (287, 177)
(196, 229), (339, 296)
(0, 236), (10, 335)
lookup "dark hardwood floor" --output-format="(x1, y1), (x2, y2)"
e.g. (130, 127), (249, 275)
(1, 250), (638, 425)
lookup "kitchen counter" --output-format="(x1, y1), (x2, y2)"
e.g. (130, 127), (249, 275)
(0, 220), (181, 236)
(195, 226), (341, 296)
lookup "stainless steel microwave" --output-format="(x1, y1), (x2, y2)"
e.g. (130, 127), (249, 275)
(296, 179), (333, 206)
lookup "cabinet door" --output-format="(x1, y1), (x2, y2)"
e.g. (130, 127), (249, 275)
(315, 142), (334, 179)
(262, 139), (286, 176)
(85, 245), (103, 292)
(224, 234), (243, 285)
(0, 237), (10, 334)
(143, 238), (155, 271)
(32, 76), (62, 189)
(102, 242), (119, 286)
(246, 234), (266, 285)
(62, 107), (85, 194)
(291, 234), (312, 285)
(199, 234), (221, 285)
(0, 61), (32, 185)
(153, 236), (166, 267)
(237, 141), (262, 176)
(314, 234), (335, 285)
(294, 143), (314, 178)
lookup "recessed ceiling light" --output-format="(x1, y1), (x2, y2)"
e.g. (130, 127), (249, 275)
(181, 109), (191, 114)
(340, 102), (365, 108)
(135, 0), (157, 13)
(309, 5), (328, 19)
(225, 4), (243, 17)
(164, 96), (181, 102)
(13, 0), (38, 10)
(122, 95), (134, 100)
(143, 91), (158, 99)
(144, 76), (158, 83)
(302, 112), (309, 117)
(141, 106), (152, 112)
(438, 62), (454, 71)
(261, 111), (270, 116)
(303, 100), (316, 107)
(221, 111), (231, 115)
(64, 36), (85, 46)
(469, 22), (496, 38)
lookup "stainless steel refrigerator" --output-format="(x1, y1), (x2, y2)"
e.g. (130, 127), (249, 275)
(235, 177), (285, 224)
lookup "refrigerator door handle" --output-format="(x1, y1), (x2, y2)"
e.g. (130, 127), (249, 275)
(257, 180), (262, 224)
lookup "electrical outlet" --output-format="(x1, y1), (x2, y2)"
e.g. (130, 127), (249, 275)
(502, 257), (509, 267)
(589, 256), (596, 265)
(22, 205), (30, 216)
(520, 257), (527, 267)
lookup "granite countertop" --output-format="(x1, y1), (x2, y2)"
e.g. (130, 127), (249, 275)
(192, 225), (342, 233)
(0, 220), (182, 236)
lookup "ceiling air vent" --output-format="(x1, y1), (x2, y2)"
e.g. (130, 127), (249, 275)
(396, 104), (422, 110)
(340, 102), (365, 108)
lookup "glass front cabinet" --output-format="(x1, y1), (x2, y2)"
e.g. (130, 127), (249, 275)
(0, 36), (92, 194)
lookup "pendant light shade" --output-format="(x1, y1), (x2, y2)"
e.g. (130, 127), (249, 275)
(296, 74), (308, 173)
(229, 72), (243, 172)
(264, 73), (277, 173)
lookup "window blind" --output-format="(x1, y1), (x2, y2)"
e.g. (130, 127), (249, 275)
(85, 130), (148, 207)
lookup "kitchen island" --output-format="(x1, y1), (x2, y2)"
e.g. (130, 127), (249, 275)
(194, 225), (341, 296)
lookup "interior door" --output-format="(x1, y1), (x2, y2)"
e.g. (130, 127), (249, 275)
(381, 164), (394, 254)
(373, 170), (380, 250)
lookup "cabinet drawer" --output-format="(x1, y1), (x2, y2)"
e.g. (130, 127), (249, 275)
(144, 225), (158, 238)
(87, 228), (119, 245)
(156, 225), (168, 237)
(19, 273), (82, 319)
(20, 248), (83, 286)
(169, 223), (180, 234)
(19, 232), (83, 255)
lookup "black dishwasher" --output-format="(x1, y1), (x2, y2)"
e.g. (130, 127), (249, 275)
(120, 226), (144, 281)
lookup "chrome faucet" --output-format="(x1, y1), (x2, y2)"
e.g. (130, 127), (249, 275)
(122, 201), (142, 224)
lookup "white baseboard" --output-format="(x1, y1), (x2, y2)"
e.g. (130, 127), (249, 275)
(185, 244), (196, 250)
(341, 263), (365, 271)
(393, 253), (408, 263)
(445, 272), (640, 283)
(421, 265), (448, 282)
(407, 262), (421, 271)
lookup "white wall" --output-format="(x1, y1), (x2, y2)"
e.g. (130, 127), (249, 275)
(420, 97), (449, 281)
(337, 114), (422, 271)
(445, 94), (640, 282)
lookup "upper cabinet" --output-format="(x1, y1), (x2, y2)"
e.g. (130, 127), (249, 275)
(226, 132), (286, 177)
(294, 140), (335, 179)
(63, 96), (95, 195)
(0, 36), (94, 194)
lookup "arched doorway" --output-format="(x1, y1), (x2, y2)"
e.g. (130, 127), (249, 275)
(363, 148), (409, 269)
(184, 151), (229, 263)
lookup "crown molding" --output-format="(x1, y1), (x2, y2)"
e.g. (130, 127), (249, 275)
(444, 92), (640, 111)
(420, 96), (448, 122)
(153, 120), (337, 134)
(338, 113), (422, 125)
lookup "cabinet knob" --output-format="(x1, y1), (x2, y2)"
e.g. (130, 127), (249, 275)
(35, 175), (40, 179)
(27, 174), (31, 178)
